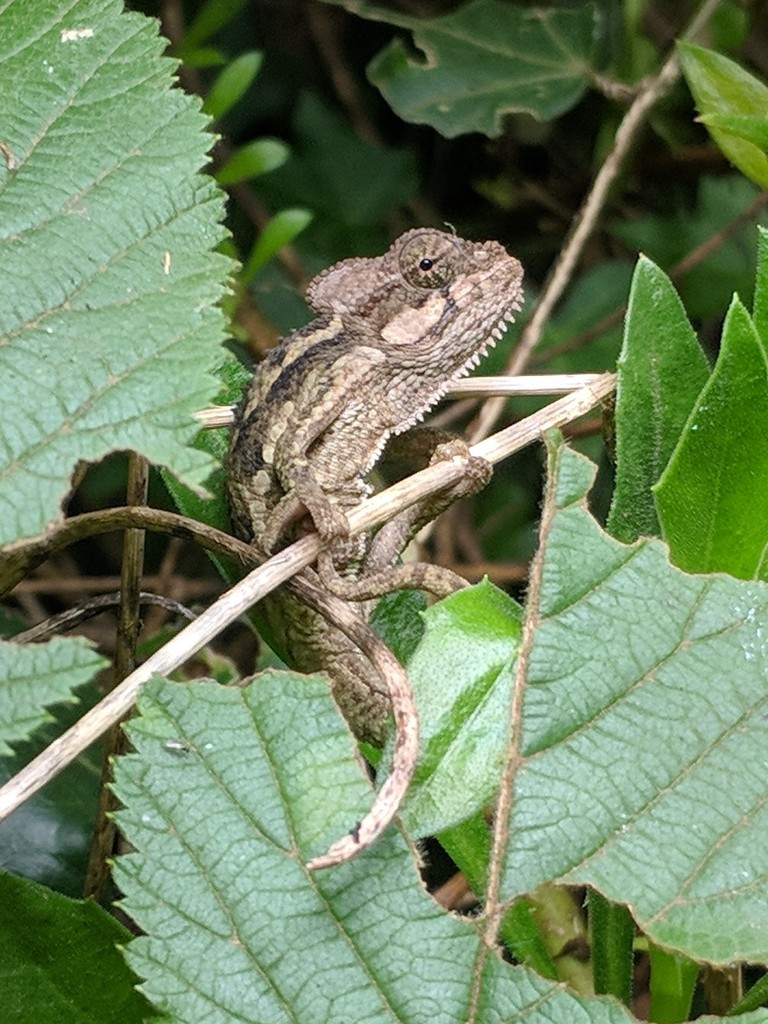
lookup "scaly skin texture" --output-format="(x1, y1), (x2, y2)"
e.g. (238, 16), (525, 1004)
(228, 228), (524, 741)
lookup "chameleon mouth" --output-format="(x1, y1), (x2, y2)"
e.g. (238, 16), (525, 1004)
(408, 291), (524, 428)
(389, 244), (525, 435)
(458, 296), (524, 373)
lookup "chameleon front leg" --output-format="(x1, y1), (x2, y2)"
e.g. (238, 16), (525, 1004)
(261, 467), (350, 553)
(368, 436), (492, 571)
(317, 435), (492, 601)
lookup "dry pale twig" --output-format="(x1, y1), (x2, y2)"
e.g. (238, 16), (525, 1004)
(194, 374), (606, 430)
(535, 190), (768, 366)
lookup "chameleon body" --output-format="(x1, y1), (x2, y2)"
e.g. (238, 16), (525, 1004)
(228, 228), (524, 741)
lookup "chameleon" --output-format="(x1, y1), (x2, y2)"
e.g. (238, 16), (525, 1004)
(227, 227), (524, 744)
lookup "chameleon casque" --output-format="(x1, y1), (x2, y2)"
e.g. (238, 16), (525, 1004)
(228, 228), (524, 744)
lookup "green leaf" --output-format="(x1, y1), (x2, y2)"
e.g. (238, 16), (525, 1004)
(241, 207), (314, 284)
(0, 0), (232, 547)
(678, 42), (768, 188)
(217, 138), (290, 185)
(181, 0), (250, 50)
(0, 638), (105, 755)
(753, 225), (768, 341)
(161, 352), (250, 540)
(369, 588), (426, 665)
(730, 972), (768, 1017)
(607, 257), (710, 543)
(320, 0), (599, 138)
(438, 816), (550, 980)
(500, 441), (768, 963)
(647, 944), (698, 1024)
(177, 45), (226, 70)
(700, 111), (768, 152)
(654, 296), (768, 578)
(589, 892), (634, 1004)
(0, 870), (158, 1023)
(396, 580), (523, 836)
(203, 50), (263, 120)
(0, 693), (103, 897)
(113, 674), (727, 1024)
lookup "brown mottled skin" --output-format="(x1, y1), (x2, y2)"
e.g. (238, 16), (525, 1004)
(228, 229), (524, 741)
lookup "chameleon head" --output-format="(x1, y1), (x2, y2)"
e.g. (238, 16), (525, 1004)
(381, 229), (524, 359)
(306, 228), (524, 381)
(303, 228), (524, 438)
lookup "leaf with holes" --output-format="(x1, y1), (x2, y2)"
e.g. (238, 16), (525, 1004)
(319, 0), (599, 137)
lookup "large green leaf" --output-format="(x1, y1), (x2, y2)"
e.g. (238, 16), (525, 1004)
(607, 257), (710, 543)
(320, 0), (599, 138)
(753, 224), (768, 341)
(679, 43), (768, 188)
(0, 0), (231, 547)
(0, 638), (105, 755)
(112, 674), (752, 1024)
(0, 870), (158, 1023)
(500, 441), (768, 964)
(0, 639), (106, 895)
(654, 295), (768, 578)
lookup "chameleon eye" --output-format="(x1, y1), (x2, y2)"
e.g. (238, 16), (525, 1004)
(399, 231), (465, 289)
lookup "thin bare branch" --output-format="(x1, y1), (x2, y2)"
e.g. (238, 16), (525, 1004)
(85, 452), (148, 901)
(0, 506), (238, 596)
(14, 592), (195, 643)
(535, 189), (768, 366)
(194, 374), (607, 430)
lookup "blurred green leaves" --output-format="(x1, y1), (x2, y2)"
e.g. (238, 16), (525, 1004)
(680, 42), (768, 188)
